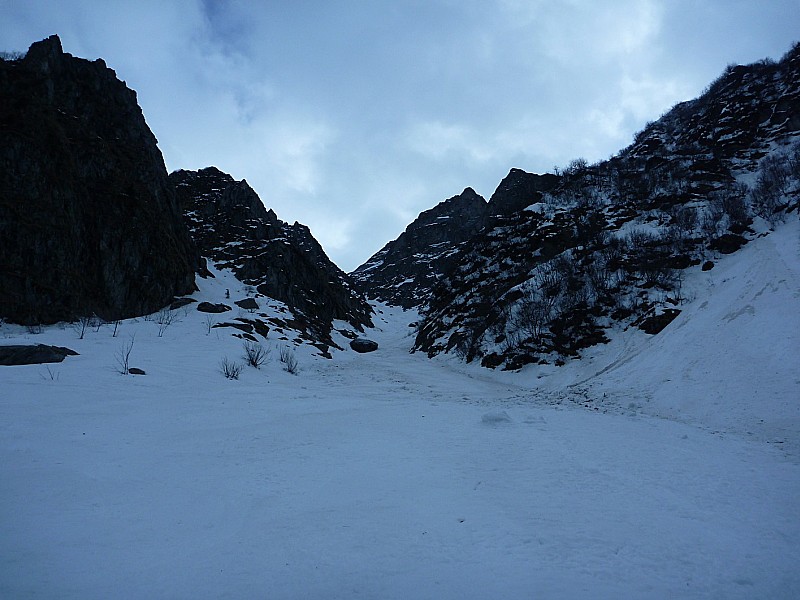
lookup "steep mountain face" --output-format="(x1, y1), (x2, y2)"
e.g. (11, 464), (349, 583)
(170, 167), (373, 349)
(487, 169), (561, 216)
(358, 43), (800, 369)
(351, 173), (563, 309)
(0, 36), (198, 324)
(351, 187), (489, 308)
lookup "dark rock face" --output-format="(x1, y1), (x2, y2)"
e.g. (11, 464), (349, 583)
(350, 338), (378, 353)
(351, 187), (489, 308)
(350, 174), (564, 309)
(171, 167), (373, 346)
(0, 344), (78, 365)
(487, 169), (560, 216)
(0, 36), (198, 324)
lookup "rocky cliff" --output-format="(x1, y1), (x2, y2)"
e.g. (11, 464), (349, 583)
(487, 169), (560, 216)
(171, 167), (373, 348)
(351, 172), (563, 309)
(0, 35), (198, 324)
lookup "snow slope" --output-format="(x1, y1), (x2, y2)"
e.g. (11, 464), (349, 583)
(530, 221), (800, 457)
(1, 222), (798, 599)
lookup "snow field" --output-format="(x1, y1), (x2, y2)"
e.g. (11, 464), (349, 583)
(1, 222), (799, 599)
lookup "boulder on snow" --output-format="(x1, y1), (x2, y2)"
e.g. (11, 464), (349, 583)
(638, 309), (681, 335)
(0, 344), (78, 366)
(197, 302), (231, 313)
(235, 298), (259, 311)
(350, 338), (379, 353)
(709, 233), (747, 255)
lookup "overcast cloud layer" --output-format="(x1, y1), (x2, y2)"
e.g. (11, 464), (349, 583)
(3, 1), (798, 271)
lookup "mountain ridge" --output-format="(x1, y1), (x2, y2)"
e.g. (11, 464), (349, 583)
(354, 41), (800, 369)
(351, 186), (489, 307)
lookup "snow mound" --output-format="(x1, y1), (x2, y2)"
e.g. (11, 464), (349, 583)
(481, 410), (513, 424)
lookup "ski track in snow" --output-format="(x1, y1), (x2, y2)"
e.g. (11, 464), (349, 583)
(1, 222), (799, 599)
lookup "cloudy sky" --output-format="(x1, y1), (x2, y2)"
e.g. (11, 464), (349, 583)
(3, 1), (799, 271)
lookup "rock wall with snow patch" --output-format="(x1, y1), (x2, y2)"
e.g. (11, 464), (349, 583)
(171, 167), (373, 351)
(351, 187), (490, 308)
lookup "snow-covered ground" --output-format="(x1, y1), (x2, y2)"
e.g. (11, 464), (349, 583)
(1, 222), (798, 599)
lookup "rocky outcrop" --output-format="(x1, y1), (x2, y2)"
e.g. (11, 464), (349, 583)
(487, 169), (560, 216)
(0, 344), (78, 365)
(0, 35), (198, 324)
(350, 172), (564, 309)
(351, 187), (489, 308)
(171, 167), (373, 346)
